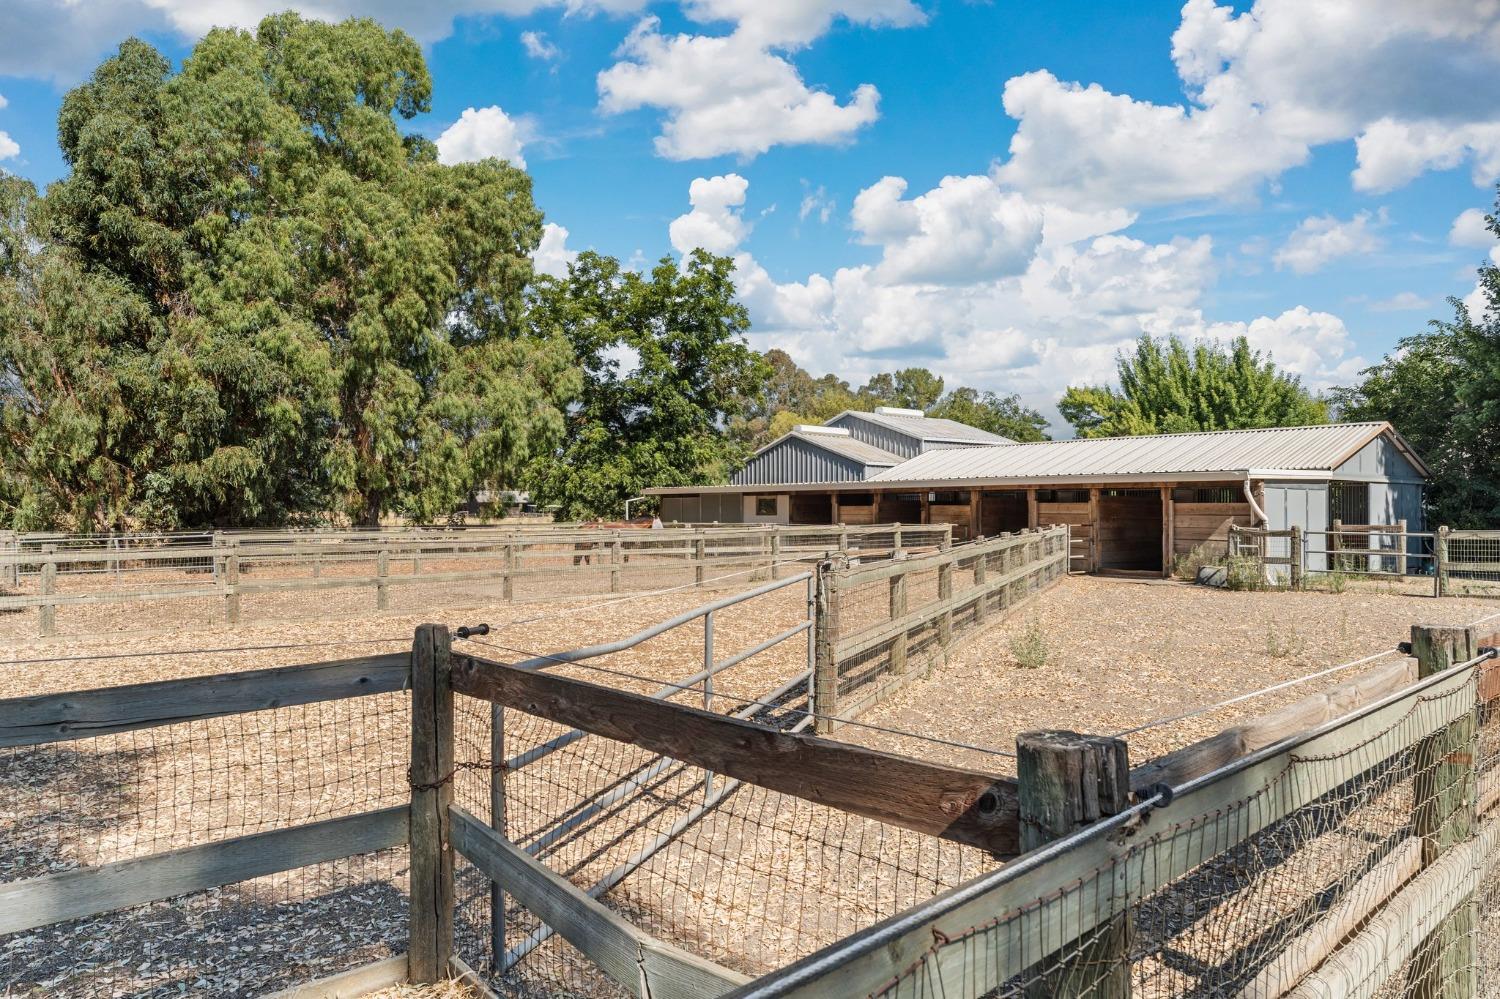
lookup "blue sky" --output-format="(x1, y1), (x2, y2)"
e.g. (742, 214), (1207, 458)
(2, 0), (1498, 430)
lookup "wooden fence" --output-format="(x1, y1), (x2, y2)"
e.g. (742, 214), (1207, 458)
(0, 522), (951, 638)
(813, 526), (1071, 733)
(1230, 523), (1500, 598)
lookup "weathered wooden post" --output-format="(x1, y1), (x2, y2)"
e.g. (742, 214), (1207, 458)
(1407, 624), (1479, 999)
(1289, 525), (1303, 590)
(892, 522), (903, 554)
(1396, 518), (1408, 577)
(940, 524), (953, 551)
(1331, 518), (1343, 573)
(973, 538), (989, 622)
(937, 556), (953, 656)
(812, 560), (841, 734)
(410, 624), (455, 983)
(889, 551), (908, 676)
(224, 539), (241, 625)
(610, 534), (622, 593)
(1017, 730), (1133, 998)
(1, 531), (16, 588)
(39, 543), (56, 639)
(212, 530), (224, 584)
(1436, 525), (1450, 597)
(770, 532), (783, 581)
(489, 702), (507, 969)
(502, 542), (515, 601)
(694, 536), (706, 587)
(376, 549), (390, 611)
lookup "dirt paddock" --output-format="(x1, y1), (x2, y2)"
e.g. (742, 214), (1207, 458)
(4, 570), (1498, 996)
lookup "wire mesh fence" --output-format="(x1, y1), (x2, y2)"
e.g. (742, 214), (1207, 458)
(763, 650), (1499, 999)
(0, 679), (412, 997)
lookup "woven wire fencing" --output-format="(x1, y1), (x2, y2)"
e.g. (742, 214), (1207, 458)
(447, 694), (1001, 997)
(0, 524), (950, 640)
(824, 527), (1069, 729)
(0, 672), (412, 997)
(1446, 531), (1500, 598)
(820, 655), (1499, 998)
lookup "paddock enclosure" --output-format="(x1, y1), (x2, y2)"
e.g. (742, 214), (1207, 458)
(3, 521), (1500, 999)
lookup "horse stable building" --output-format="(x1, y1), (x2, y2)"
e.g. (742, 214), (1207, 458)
(646, 409), (1430, 576)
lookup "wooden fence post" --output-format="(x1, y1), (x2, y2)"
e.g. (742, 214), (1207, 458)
(39, 544), (56, 639)
(1017, 730), (1132, 998)
(224, 540), (240, 626)
(937, 558), (953, 656)
(1396, 518), (1408, 577)
(889, 552), (908, 676)
(502, 542), (515, 601)
(212, 531), (224, 584)
(410, 624), (455, 983)
(940, 524), (953, 551)
(1436, 525), (1450, 597)
(973, 539), (989, 623)
(771, 532), (783, 581)
(1407, 624), (1479, 999)
(489, 702), (507, 969)
(813, 561), (841, 734)
(838, 524), (849, 554)
(2, 531), (16, 588)
(694, 537), (706, 587)
(376, 549), (390, 611)
(892, 523), (903, 554)
(1331, 518), (1343, 572)
(1289, 525), (1303, 590)
(610, 534), (622, 593)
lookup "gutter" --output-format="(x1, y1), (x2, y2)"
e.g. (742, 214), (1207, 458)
(1243, 474), (1268, 525)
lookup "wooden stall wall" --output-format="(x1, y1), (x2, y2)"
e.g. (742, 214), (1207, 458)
(1037, 501), (1093, 573)
(1173, 502), (1253, 557)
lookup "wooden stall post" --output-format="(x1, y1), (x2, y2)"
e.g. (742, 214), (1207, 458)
(694, 536), (706, 587)
(973, 538), (989, 623)
(812, 560), (842, 734)
(1331, 518), (1343, 573)
(937, 558), (953, 657)
(610, 534), (622, 593)
(1437, 525), (1450, 597)
(489, 702), (507, 968)
(1289, 525), (1303, 591)
(376, 549), (390, 611)
(1407, 624), (1479, 999)
(502, 542), (515, 601)
(1396, 518), (1409, 577)
(1026, 489), (1039, 530)
(224, 539), (241, 626)
(889, 552), (909, 676)
(1017, 730), (1132, 998)
(1161, 486), (1174, 578)
(892, 523), (903, 554)
(39, 543), (56, 639)
(212, 530), (224, 585)
(410, 624), (455, 983)
(939, 524), (953, 551)
(770, 531), (782, 581)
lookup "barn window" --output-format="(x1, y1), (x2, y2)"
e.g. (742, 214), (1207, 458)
(929, 491), (970, 504)
(840, 492), (874, 506)
(1036, 489), (1089, 503)
(1329, 482), (1369, 525)
(1173, 486), (1240, 503)
(754, 496), (778, 517)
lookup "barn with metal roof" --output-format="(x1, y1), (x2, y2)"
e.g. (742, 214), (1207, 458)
(650, 420), (1430, 577)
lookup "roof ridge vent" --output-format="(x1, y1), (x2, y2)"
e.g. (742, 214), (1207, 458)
(873, 406), (925, 417)
(796, 425), (851, 436)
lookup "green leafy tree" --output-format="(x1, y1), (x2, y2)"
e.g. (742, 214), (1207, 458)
(858, 367), (946, 411)
(1059, 335), (1328, 438)
(0, 16), (575, 531)
(529, 250), (769, 519)
(928, 387), (1049, 441)
(1332, 295), (1500, 527)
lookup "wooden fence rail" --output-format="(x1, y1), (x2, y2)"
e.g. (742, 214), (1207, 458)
(0, 522), (951, 638)
(813, 526), (1070, 732)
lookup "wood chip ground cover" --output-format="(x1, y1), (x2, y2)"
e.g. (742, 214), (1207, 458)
(2, 565), (1497, 996)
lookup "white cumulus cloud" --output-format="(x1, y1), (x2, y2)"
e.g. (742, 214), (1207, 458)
(0, 131), (17, 160)
(1273, 210), (1384, 274)
(669, 174), (752, 255)
(598, 19), (880, 160)
(533, 222), (578, 278)
(1449, 207), (1496, 248)
(435, 105), (530, 167)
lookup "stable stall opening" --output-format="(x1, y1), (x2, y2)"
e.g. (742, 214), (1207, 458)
(877, 492), (923, 525)
(790, 492), (833, 525)
(978, 491), (1029, 536)
(1096, 488), (1163, 574)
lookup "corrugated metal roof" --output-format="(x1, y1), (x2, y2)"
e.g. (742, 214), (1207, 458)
(789, 431), (902, 467)
(836, 410), (1013, 445)
(868, 422), (1409, 484)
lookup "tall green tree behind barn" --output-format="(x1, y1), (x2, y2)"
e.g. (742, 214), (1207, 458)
(1059, 335), (1328, 438)
(1331, 201), (1500, 527)
(0, 15), (575, 530)
(527, 250), (769, 520)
